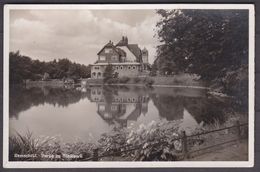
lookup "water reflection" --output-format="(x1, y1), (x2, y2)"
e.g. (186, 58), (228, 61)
(87, 86), (149, 127)
(9, 85), (241, 142)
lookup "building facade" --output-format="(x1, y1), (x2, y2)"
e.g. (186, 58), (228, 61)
(90, 36), (150, 79)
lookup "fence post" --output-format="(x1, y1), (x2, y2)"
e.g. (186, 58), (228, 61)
(236, 120), (241, 140)
(92, 148), (99, 161)
(182, 131), (189, 159)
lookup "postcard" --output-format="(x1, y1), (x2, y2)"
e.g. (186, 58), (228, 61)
(3, 4), (255, 168)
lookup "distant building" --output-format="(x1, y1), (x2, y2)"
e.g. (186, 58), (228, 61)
(90, 36), (150, 79)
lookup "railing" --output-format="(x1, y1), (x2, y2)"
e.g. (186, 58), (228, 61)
(84, 120), (248, 161)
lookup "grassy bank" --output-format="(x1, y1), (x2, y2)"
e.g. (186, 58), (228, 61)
(25, 80), (65, 87)
(83, 74), (205, 88)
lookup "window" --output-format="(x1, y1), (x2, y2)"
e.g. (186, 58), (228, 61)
(98, 72), (101, 77)
(128, 66), (131, 70)
(111, 105), (117, 111)
(94, 66), (100, 70)
(120, 66), (123, 70)
(99, 56), (106, 61)
(99, 105), (105, 111)
(132, 66), (136, 70)
(92, 72), (96, 77)
(116, 66), (119, 70)
(105, 48), (112, 53)
(111, 55), (117, 61)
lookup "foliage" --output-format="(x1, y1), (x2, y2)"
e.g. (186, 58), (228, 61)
(9, 115), (247, 161)
(156, 9), (248, 78)
(150, 63), (158, 76)
(9, 51), (91, 84)
(144, 77), (154, 86)
(9, 131), (95, 161)
(118, 76), (130, 83)
(103, 64), (114, 83)
(134, 77), (141, 83)
(155, 9), (248, 104)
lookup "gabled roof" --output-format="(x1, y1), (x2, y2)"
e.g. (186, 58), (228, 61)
(127, 44), (142, 62)
(97, 41), (126, 56)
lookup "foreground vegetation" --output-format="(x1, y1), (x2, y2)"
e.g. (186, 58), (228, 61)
(9, 112), (247, 161)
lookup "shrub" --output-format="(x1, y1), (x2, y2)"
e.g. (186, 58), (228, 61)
(134, 77), (141, 83)
(106, 78), (118, 84)
(144, 78), (154, 86)
(119, 77), (130, 83)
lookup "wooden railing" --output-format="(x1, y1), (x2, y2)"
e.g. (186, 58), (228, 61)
(84, 121), (248, 161)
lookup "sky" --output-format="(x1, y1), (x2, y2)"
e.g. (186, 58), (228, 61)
(10, 9), (161, 65)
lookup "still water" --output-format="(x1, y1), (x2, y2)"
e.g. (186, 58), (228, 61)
(9, 85), (245, 143)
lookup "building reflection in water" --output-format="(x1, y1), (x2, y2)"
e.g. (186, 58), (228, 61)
(87, 86), (149, 127)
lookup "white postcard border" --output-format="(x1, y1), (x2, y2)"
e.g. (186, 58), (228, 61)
(3, 4), (255, 168)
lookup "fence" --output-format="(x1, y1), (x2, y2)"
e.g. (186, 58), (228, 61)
(84, 120), (248, 161)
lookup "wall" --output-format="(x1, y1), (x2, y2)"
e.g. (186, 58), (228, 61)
(98, 48), (120, 63)
(91, 65), (106, 79)
(113, 65), (141, 77)
(91, 64), (142, 78)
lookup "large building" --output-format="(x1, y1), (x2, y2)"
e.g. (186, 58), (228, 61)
(90, 36), (150, 79)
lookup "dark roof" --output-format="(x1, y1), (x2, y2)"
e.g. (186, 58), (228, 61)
(115, 48), (126, 57)
(98, 37), (143, 62)
(127, 44), (142, 62)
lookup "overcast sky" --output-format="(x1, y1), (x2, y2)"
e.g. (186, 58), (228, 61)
(10, 9), (160, 65)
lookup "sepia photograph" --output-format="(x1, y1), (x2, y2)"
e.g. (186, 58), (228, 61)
(3, 4), (254, 168)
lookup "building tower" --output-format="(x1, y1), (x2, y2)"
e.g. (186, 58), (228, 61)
(141, 47), (148, 64)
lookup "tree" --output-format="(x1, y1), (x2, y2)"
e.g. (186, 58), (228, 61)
(155, 9), (248, 80)
(155, 9), (249, 103)
(9, 51), (92, 84)
(103, 64), (114, 82)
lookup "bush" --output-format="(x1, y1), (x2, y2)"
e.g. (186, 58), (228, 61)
(106, 78), (119, 84)
(143, 77), (154, 86)
(119, 77), (130, 83)
(134, 77), (141, 83)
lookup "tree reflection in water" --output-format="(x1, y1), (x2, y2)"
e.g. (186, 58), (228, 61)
(9, 85), (88, 119)
(10, 85), (245, 128)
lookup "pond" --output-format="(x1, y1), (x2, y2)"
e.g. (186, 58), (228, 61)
(9, 85), (247, 143)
